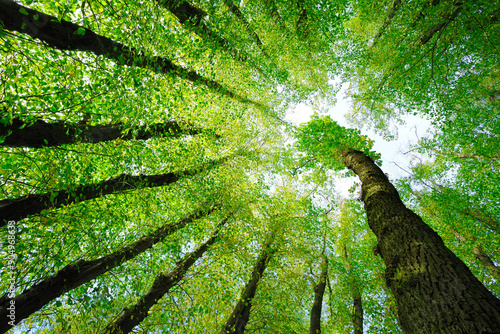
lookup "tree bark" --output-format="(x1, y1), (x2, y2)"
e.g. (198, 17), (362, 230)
(412, 190), (500, 280)
(103, 220), (225, 334)
(0, 205), (215, 334)
(220, 241), (275, 334)
(0, 0), (260, 107)
(309, 253), (328, 334)
(0, 118), (202, 148)
(339, 149), (500, 334)
(0, 156), (228, 225)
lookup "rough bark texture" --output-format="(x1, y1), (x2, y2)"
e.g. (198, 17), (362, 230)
(104, 222), (224, 334)
(0, 157), (227, 225)
(0, 118), (201, 148)
(0, 206), (214, 333)
(0, 0), (259, 106)
(220, 243), (275, 334)
(340, 149), (500, 334)
(309, 253), (328, 334)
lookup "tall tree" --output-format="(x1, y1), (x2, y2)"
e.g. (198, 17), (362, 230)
(104, 219), (225, 334)
(297, 115), (500, 333)
(0, 118), (202, 148)
(0, 204), (216, 333)
(0, 0), (260, 106)
(220, 237), (275, 334)
(309, 252), (328, 334)
(0, 156), (228, 225)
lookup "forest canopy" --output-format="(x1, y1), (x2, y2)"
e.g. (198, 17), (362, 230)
(0, 0), (499, 333)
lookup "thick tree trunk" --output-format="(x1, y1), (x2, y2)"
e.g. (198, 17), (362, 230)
(309, 253), (328, 334)
(103, 221), (225, 334)
(0, 157), (228, 225)
(0, 205), (215, 333)
(339, 149), (500, 334)
(220, 241), (275, 334)
(412, 191), (500, 280)
(0, 0), (259, 106)
(0, 118), (201, 148)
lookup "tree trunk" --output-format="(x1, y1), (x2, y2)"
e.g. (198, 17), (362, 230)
(309, 253), (328, 334)
(412, 190), (500, 280)
(0, 205), (215, 333)
(369, 0), (401, 49)
(222, 0), (266, 51)
(0, 118), (202, 148)
(0, 0), (260, 107)
(296, 0), (309, 41)
(103, 220), (225, 334)
(220, 241), (275, 334)
(158, 0), (248, 62)
(0, 156), (228, 225)
(342, 245), (363, 334)
(339, 149), (500, 334)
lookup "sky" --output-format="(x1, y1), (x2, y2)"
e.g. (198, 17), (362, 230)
(283, 82), (433, 197)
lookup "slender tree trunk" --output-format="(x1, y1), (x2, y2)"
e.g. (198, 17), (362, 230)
(220, 240), (275, 334)
(309, 253), (328, 334)
(222, 0), (266, 51)
(103, 220), (225, 334)
(296, 0), (309, 41)
(369, 0), (401, 49)
(158, 0), (248, 62)
(472, 245), (500, 280)
(0, 118), (202, 148)
(0, 0), (260, 107)
(342, 245), (363, 334)
(0, 157), (228, 225)
(0, 205), (215, 334)
(339, 149), (500, 333)
(419, 4), (462, 45)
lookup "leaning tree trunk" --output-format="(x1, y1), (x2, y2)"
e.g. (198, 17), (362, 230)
(309, 253), (328, 334)
(339, 149), (500, 333)
(411, 190), (500, 281)
(0, 156), (228, 225)
(0, 118), (202, 148)
(157, 0), (248, 62)
(0, 204), (216, 334)
(0, 0), (260, 107)
(222, 0), (267, 52)
(220, 240), (275, 334)
(103, 220), (226, 334)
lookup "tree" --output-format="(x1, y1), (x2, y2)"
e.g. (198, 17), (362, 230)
(104, 219), (225, 334)
(1, 0), (499, 333)
(221, 235), (276, 334)
(0, 204), (215, 332)
(0, 117), (203, 148)
(0, 0), (259, 106)
(0, 156), (229, 225)
(297, 114), (500, 333)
